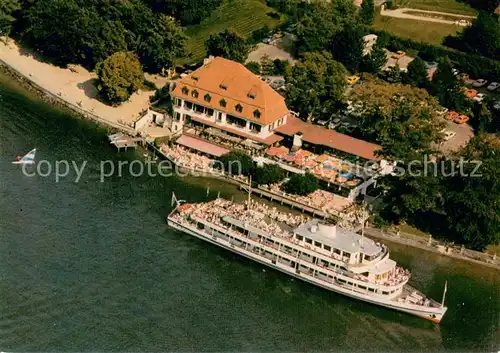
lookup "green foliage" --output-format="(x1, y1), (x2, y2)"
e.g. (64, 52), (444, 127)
(250, 25), (270, 43)
(385, 64), (402, 83)
(285, 51), (348, 119)
(359, 0), (375, 25)
(282, 173), (319, 196)
(245, 61), (261, 74)
(294, 0), (356, 55)
(361, 43), (387, 74)
(432, 57), (470, 113)
(251, 164), (285, 185)
(205, 29), (249, 63)
(453, 12), (500, 60)
(217, 151), (253, 175)
(17, 0), (186, 72)
(96, 52), (144, 105)
(260, 54), (275, 75)
(330, 23), (366, 73)
(0, 0), (20, 36)
(405, 57), (429, 88)
(273, 59), (289, 75)
(144, 0), (223, 26)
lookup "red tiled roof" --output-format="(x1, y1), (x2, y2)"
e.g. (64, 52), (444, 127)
(176, 134), (230, 157)
(275, 117), (382, 160)
(190, 116), (283, 145)
(171, 57), (289, 125)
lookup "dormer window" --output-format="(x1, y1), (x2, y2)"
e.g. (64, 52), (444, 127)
(204, 93), (211, 102)
(220, 84), (227, 90)
(192, 76), (199, 81)
(253, 109), (261, 118)
(182, 87), (189, 95)
(192, 90), (199, 98)
(248, 93), (256, 99)
(235, 104), (243, 113)
(219, 99), (227, 107)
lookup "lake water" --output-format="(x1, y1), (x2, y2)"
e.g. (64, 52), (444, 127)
(0, 73), (498, 352)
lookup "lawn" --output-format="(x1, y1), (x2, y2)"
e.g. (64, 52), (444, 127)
(182, 0), (283, 64)
(392, 0), (477, 16)
(373, 13), (463, 46)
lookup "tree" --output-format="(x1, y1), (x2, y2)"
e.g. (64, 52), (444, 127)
(285, 51), (348, 119)
(205, 29), (249, 63)
(443, 134), (500, 250)
(0, 0), (20, 36)
(260, 54), (275, 75)
(330, 23), (366, 73)
(96, 52), (144, 105)
(405, 57), (429, 88)
(136, 14), (186, 73)
(459, 12), (500, 60)
(245, 61), (261, 75)
(273, 59), (290, 75)
(144, 0), (223, 26)
(359, 0), (375, 25)
(282, 173), (319, 196)
(432, 57), (470, 113)
(361, 42), (387, 74)
(217, 151), (253, 176)
(252, 164), (285, 185)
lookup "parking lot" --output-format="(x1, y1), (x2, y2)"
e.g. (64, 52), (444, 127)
(436, 118), (474, 154)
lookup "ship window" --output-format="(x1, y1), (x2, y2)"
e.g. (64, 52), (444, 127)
(305, 238), (312, 244)
(359, 285), (367, 290)
(382, 291), (389, 295)
(347, 282), (353, 286)
(368, 287), (375, 292)
(338, 279), (346, 284)
(323, 245), (331, 251)
(296, 235), (303, 241)
(314, 241), (321, 247)
(197, 222), (204, 230)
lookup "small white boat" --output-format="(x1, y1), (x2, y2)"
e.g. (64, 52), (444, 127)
(12, 148), (36, 165)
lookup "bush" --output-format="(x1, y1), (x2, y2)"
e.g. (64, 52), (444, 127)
(282, 173), (319, 196)
(245, 61), (261, 74)
(217, 151), (253, 175)
(385, 0), (393, 9)
(252, 164), (285, 185)
(143, 79), (157, 91)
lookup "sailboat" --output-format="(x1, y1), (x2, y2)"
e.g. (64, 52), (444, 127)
(12, 148), (36, 165)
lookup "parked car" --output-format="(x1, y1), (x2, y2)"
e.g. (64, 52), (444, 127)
(472, 93), (486, 103)
(346, 75), (360, 85)
(463, 88), (478, 98)
(454, 115), (469, 124)
(443, 130), (456, 141)
(472, 79), (488, 88)
(451, 68), (459, 76)
(486, 82), (500, 91)
(328, 118), (342, 130)
(392, 50), (405, 59)
(446, 111), (459, 121)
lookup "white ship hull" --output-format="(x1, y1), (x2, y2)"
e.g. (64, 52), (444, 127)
(168, 217), (447, 323)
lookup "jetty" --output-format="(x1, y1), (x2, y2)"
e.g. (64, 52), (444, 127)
(108, 132), (143, 151)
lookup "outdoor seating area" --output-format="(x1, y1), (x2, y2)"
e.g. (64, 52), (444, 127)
(160, 144), (215, 173)
(266, 147), (363, 187)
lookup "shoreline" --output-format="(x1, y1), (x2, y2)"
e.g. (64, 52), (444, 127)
(1, 44), (498, 272)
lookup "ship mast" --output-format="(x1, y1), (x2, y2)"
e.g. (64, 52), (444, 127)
(247, 175), (252, 210)
(441, 281), (448, 307)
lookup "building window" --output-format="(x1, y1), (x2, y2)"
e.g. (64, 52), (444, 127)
(235, 104), (243, 113)
(206, 108), (214, 117)
(174, 112), (181, 121)
(204, 93), (211, 102)
(184, 101), (193, 110)
(192, 76), (199, 81)
(314, 241), (321, 247)
(253, 109), (261, 118)
(296, 235), (303, 241)
(324, 245), (331, 251)
(305, 238), (312, 244)
(220, 99), (227, 107)
(249, 122), (261, 133)
(220, 84), (227, 90)
(192, 90), (199, 98)
(227, 114), (246, 128)
(194, 104), (204, 114)
(182, 87), (189, 95)
(248, 93), (255, 99)
(217, 112), (223, 122)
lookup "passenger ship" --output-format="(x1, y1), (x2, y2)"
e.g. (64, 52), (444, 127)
(167, 195), (448, 323)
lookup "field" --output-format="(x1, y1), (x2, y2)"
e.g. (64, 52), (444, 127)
(182, 0), (283, 64)
(373, 13), (463, 46)
(392, 0), (477, 16)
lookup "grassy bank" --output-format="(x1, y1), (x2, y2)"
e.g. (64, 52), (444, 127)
(183, 0), (283, 64)
(391, 0), (477, 16)
(373, 13), (462, 46)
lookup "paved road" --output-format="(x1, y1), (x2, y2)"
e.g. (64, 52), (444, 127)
(380, 7), (470, 25)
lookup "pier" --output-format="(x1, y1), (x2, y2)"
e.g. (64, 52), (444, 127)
(108, 132), (144, 151)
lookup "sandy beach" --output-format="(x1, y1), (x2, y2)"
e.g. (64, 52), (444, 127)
(0, 38), (168, 130)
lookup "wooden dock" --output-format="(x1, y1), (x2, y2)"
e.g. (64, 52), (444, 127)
(108, 132), (144, 151)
